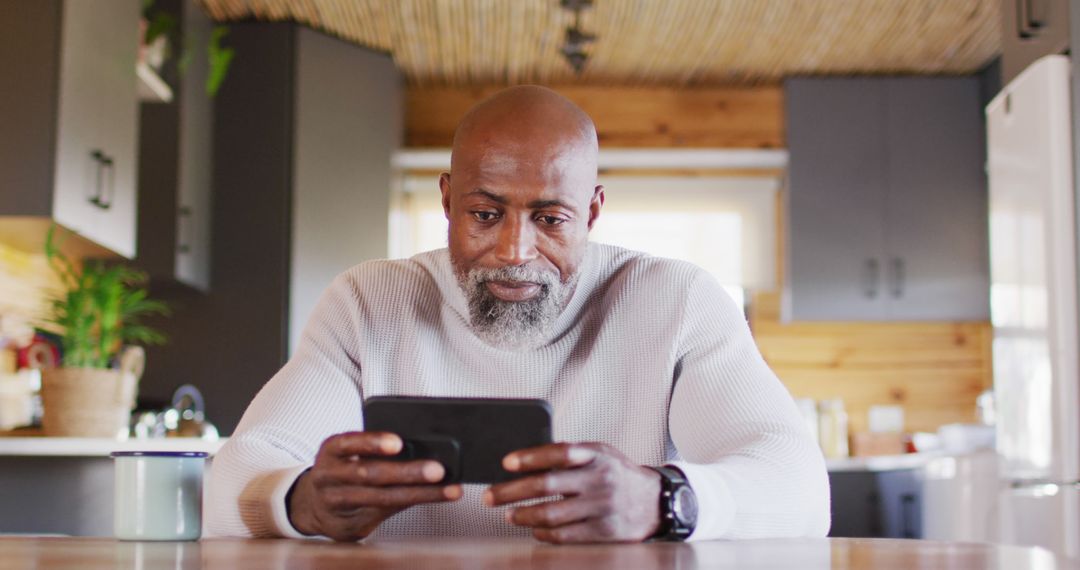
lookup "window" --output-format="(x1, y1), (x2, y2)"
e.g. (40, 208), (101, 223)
(391, 175), (779, 310)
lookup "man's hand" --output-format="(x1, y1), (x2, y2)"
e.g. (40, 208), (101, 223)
(483, 442), (662, 544)
(287, 432), (463, 542)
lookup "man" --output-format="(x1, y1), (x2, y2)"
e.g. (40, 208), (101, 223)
(206, 86), (830, 543)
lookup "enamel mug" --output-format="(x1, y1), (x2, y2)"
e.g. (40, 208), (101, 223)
(111, 451), (208, 541)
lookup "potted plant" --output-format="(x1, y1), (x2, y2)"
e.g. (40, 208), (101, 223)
(39, 226), (170, 438)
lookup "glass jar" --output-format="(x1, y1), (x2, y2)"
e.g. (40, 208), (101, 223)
(818, 399), (850, 459)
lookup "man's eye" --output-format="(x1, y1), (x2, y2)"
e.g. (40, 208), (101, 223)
(537, 215), (565, 226)
(472, 211), (499, 222)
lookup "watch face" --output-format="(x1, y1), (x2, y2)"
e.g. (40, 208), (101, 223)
(672, 486), (698, 527)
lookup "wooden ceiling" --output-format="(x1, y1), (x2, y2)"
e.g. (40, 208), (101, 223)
(198, 0), (1001, 87)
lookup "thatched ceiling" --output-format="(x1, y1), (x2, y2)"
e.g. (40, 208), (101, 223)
(199, 0), (1001, 87)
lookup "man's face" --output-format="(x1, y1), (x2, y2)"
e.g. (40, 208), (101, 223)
(441, 137), (603, 348)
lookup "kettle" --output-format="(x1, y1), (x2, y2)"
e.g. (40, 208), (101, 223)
(163, 384), (219, 440)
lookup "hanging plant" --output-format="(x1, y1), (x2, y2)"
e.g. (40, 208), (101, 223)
(143, 0), (235, 97)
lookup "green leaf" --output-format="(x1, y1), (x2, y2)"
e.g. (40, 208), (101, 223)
(144, 13), (177, 47)
(206, 26), (234, 97)
(41, 227), (172, 368)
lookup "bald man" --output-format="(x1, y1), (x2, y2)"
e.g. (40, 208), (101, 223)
(207, 86), (830, 543)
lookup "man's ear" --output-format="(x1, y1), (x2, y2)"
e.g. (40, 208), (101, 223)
(586, 185), (605, 230)
(439, 173), (452, 220)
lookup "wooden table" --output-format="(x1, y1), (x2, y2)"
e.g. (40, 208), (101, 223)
(0, 536), (1075, 569)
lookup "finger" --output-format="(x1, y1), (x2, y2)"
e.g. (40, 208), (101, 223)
(321, 431), (403, 460)
(503, 443), (598, 473)
(532, 518), (622, 544)
(506, 497), (609, 529)
(319, 459), (445, 486)
(322, 484), (464, 513)
(484, 468), (595, 506)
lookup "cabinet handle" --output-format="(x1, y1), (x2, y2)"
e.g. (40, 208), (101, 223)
(88, 150), (113, 210)
(177, 206), (192, 254)
(1017, 0), (1048, 38)
(862, 258), (880, 299)
(89, 150), (104, 207)
(889, 257), (905, 298)
(867, 491), (883, 536)
(100, 155), (114, 209)
(900, 493), (918, 539)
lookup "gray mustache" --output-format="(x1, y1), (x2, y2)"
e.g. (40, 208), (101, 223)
(467, 266), (559, 288)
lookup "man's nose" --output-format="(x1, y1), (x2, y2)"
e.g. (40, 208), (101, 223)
(494, 216), (539, 266)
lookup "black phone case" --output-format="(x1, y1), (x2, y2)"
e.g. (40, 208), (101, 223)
(362, 396), (553, 484)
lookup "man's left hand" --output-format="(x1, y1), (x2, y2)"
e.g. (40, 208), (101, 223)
(483, 442), (661, 544)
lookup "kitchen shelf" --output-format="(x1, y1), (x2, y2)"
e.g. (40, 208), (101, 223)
(136, 61), (173, 103)
(825, 450), (947, 473)
(0, 436), (224, 456)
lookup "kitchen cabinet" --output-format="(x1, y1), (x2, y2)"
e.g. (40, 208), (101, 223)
(829, 468), (923, 539)
(138, 23), (401, 434)
(0, 0), (142, 258)
(1001, 0), (1070, 85)
(784, 76), (989, 322)
(0, 438), (222, 536)
(172, 0), (214, 292)
(137, 0), (214, 290)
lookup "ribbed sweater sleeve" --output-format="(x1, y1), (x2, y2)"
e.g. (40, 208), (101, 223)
(205, 274), (364, 538)
(668, 270), (831, 540)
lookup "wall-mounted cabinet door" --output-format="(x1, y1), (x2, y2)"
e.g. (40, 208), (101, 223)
(51, 0), (140, 258)
(785, 78), (890, 321)
(884, 78), (989, 321)
(136, 0), (213, 290)
(785, 76), (989, 322)
(174, 0), (214, 290)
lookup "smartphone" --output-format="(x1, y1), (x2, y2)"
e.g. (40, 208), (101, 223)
(362, 396), (553, 484)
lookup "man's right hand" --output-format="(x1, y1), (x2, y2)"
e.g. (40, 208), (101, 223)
(287, 431), (463, 542)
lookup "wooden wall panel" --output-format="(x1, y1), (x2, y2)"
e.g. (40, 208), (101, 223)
(0, 219), (115, 334)
(750, 290), (992, 434)
(0, 238), (61, 331)
(406, 86), (783, 148)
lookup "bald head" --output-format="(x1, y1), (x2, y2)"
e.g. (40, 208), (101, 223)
(451, 85), (599, 178)
(439, 86), (605, 346)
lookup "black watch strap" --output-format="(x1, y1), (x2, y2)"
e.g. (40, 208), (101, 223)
(649, 465), (697, 541)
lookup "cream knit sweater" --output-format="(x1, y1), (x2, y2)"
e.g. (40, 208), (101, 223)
(205, 243), (831, 541)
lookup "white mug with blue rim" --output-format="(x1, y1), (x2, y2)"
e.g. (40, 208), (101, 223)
(111, 451), (208, 541)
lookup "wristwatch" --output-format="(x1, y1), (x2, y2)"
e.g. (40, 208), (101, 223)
(649, 465), (698, 541)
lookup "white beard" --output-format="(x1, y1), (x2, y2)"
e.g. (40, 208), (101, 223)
(455, 264), (576, 350)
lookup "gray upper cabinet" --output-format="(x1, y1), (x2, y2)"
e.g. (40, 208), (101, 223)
(884, 79), (988, 320)
(136, 0), (213, 291)
(784, 76), (989, 322)
(785, 79), (890, 321)
(1001, 0), (1070, 85)
(174, 0), (214, 290)
(0, 0), (141, 258)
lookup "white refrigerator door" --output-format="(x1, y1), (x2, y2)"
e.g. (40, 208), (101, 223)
(987, 54), (1080, 484)
(922, 451), (1000, 542)
(998, 483), (1080, 559)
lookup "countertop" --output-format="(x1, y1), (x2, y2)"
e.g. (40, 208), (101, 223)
(825, 450), (948, 472)
(0, 436), (225, 457)
(0, 537), (1072, 570)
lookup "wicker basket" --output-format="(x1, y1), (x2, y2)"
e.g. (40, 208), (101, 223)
(40, 368), (137, 438)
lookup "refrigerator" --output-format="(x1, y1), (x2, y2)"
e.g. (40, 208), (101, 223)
(987, 54), (1080, 559)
